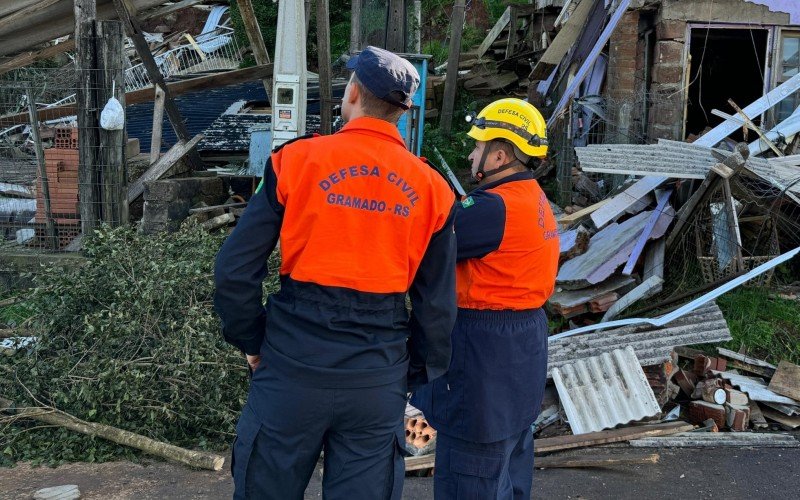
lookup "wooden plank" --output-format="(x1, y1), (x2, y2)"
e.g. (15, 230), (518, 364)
(150, 86), (165, 164)
(728, 99), (784, 156)
(439, 0), (466, 135)
(760, 407), (800, 429)
(558, 199), (611, 225)
(549, 275), (636, 310)
(112, 0), (202, 172)
(768, 361), (800, 402)
(405, 453), (435, 472)
(188, 202), (247, 214)
(590, 176), (665, 230)
(643, 237), (665, 282)
(127, 134), (204, 203)
(140, 0), (207, 20)
(26, 86), (58, 249)
(548, 0), (632, 127)
(235, 0), (272, 98)
(601, 276), (665, 322)
(0, 39), (76, 77)
(535, 452), (660, 469)
(557, 207), (674, 289)
(530, 0), (593, 80)
(622, 189), (672, 275)
(719, 177), (745, 272)
(717, 348), (777, 371)
(534, 422), (694, 454)
(0, 0), (62, 41)
(476, 6), (511, 59)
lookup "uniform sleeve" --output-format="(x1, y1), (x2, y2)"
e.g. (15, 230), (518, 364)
(407, 204), (457, 392)
(454, 190), (506, 261)
(213, 158), (284, 355)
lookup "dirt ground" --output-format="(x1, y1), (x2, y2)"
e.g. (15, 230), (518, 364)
(2, 446), (800, 499)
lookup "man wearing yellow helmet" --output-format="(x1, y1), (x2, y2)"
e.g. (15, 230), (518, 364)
(412, 98), (559, 499)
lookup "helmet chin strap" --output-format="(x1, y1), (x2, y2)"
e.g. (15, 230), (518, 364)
(473, 140), (523, 183)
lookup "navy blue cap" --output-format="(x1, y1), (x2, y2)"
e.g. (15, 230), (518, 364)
(346, 46), (419, 110)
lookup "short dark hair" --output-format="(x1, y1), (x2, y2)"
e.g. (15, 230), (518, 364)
(488, 139), (531, 167)
(352, 73), (407, 124)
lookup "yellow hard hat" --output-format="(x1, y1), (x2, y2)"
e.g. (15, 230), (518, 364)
(466, 98), (548, 158)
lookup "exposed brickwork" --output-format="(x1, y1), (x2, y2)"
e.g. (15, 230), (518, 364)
(657, 19), (686, 41)
(607, 10), (640, 102)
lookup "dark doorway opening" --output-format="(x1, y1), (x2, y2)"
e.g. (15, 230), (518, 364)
(686, 28), (768, 142)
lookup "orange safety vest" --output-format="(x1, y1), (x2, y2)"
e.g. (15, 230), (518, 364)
(271, 116), (455, 293)
(456, 177), (559, 310)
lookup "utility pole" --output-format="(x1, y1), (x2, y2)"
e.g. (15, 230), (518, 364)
(350, 0), (361, 54)
(386, 0), (405, 52)
(271, 0), (307, 149)
(440, 0), (466, 136)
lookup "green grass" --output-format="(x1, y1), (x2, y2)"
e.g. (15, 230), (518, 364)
(716, 287), (800, 365)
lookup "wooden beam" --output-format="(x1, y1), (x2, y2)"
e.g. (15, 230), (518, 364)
(26, 86), (58, 249)
(534, 422), (694, 454)
(476, 6), (510, 59)
(235, 0), (272, 98)
(139, 0), (207, 20)
(150, 86), (165, 164)
(0, 39), (76, 77)
(127, 134), (204, 203)
(590, 176), (665, 230)
(728, 99), (783, 157)
(349, 0), (361, 54)
(439, 0), (466, 135)
(111, 0), (203, 171)
(535, 453), (660, 469)
(719, 176), (745, 272)
(75, 0), (101, 234)
(316, 0), (332, 135)
(96, 20), (128, 226)
(0, 396), (224, 471)
(1, 64), (275, 125)
(557, 198), (611, 225)
(601, 276), (664, 322)
(386, 0), (405, 52)
(0, 0), (62, 37)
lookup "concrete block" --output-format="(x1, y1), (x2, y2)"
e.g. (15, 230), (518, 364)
(655, 40), (684, 66)
(657, 20), (686, 40)
(652, 64), (683, 84)
(144, 180), (181, 202)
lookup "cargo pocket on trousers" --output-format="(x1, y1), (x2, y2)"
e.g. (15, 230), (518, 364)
(231, 412), (261, 496)
(385, 427), (411, 500)
(449, 448), (503, 500)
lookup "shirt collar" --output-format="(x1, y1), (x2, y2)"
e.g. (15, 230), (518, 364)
(471, 170), (535, 193)
(338, 116), (408, 148)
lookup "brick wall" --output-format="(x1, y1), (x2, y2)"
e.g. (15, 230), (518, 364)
(606, 10), (640, 143)
(647, 19), (687, 141)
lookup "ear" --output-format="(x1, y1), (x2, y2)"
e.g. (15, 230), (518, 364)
(493, 145), (508, 164)
(347, 81), (359, 104)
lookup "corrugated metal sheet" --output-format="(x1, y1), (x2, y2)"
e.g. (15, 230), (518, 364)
(574, 140), (800, 195)
(630, 432), (800, 448)
(553, 346), (661, 435)
(548, 302), (731, 377)
(711, 370), (800, 405)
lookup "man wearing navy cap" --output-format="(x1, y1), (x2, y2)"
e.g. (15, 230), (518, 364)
(215, 46), (457, 499)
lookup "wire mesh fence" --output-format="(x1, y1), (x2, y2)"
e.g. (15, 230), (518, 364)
(0, 63), (127, 258)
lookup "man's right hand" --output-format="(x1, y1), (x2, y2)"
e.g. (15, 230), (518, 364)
(246, 354), (262, 372)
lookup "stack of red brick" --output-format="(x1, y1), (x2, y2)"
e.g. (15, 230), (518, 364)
(36, 127), (79, 224)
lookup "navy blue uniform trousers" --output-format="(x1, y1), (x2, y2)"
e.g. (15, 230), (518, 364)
(231, 368), (408, 500)
(412, 308), (548, 499)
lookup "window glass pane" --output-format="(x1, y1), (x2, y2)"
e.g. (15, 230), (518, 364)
(277, 88), (294, 105)
(776, 93), (800, 122)
(783, 36), (800, 64)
